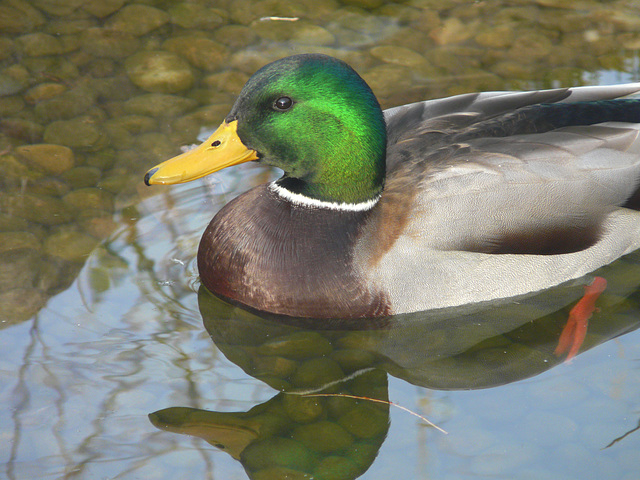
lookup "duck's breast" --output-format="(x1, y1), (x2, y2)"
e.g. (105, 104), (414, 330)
(198, 184), (391, 318)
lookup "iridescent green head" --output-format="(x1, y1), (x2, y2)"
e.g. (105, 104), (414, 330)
(144, 54), (387, 205)
(228, 54), (387, 204)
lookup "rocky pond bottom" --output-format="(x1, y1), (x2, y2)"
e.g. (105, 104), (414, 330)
(2, 170), (640, 480)
(2, 0), (640, 479)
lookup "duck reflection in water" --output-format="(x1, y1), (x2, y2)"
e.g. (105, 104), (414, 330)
(150, 254), (640, 479)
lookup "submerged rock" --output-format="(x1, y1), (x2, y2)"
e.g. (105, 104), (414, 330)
(292, 357), (345, 389)
(34, 86), (96, 122)
(292, 421), (354, 453)
(283, 393), (324, 424)
(79, 211), (118, 238)
(0, 212), (29, 232)
(337, 403), (388, 439)
(31, 0), (85, 16)
(24, 82), (67, 104)
(0, 193), (72, 226)
(124, 93), (197, 118)
(0, 96), (25, 116)
(104, 114), (157, 135)
(0, 38), (14, 61)
(82, 0), (126, 18)
(44, 117), (108, 151)
(0, 232), (41, 254)
(61, 166), (101, 189)
(0, 248), (40, 294)
(242, 437), (317, 473)
(44, 230), (99, 262)
(0, 288), (48, 323)
(63, 187), (114, 213)
(125, 51), (194, 94)
(475, 24), (516, 48)
(168, 3), (227, 30)
(0, 74), (26, 97)
(430, 17), (478, 45)
(370, 45), (426, 67)
(81, 28), (140, 59)
(314, 455), (361, 480)
(253, 19), (335, 46)
(0, 1), (46, 34)
(202, 70), (250, 94)
(45, 17), (97, 35)
(25, 177), (70, 197)
(106, 4), (170, 36)
(0, 154), (43, 184)
(0, 118), (44, 142)
(23, 56), (80, 81)
(214, 25), (259, 49)
(163, 37), (229, 72)
(15, 32), (65, 56)
(258, 331), (333, 359)
(14, 144), (75, 175)
(362, 64), (412, 97)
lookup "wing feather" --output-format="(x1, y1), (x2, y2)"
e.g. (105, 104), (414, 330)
(381, 84), (640, 255)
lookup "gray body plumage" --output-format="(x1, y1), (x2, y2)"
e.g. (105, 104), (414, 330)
(357, 84), (640, 313)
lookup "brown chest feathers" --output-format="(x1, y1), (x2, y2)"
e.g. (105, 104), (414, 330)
(197, 184), (391, 319)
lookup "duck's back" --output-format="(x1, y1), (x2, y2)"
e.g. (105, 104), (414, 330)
(356, 84), (640, 313)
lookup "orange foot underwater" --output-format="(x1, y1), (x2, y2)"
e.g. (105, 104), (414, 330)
(554, 277), (607, 362)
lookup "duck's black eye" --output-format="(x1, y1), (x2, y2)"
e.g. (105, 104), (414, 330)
(274, 96), (293, 111)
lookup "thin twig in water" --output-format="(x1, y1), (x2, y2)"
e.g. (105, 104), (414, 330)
(303, 393), (448, 434)
(603, 418), (640, 449)
(259, 16), (299, 21)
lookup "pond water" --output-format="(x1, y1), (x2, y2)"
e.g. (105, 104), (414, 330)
(2, 1), (640, 479)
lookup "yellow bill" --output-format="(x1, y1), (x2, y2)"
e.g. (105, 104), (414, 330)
(144, 120), (258, 185)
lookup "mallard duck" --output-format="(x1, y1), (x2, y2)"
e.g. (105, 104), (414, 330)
(145, 53), (640, 320)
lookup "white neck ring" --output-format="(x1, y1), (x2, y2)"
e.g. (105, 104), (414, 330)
(268, 182), (380, 212)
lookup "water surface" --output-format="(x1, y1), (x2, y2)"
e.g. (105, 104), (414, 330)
(2, 1), (640, 479)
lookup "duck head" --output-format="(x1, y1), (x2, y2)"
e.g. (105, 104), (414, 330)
(144, 54), (387, 205)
